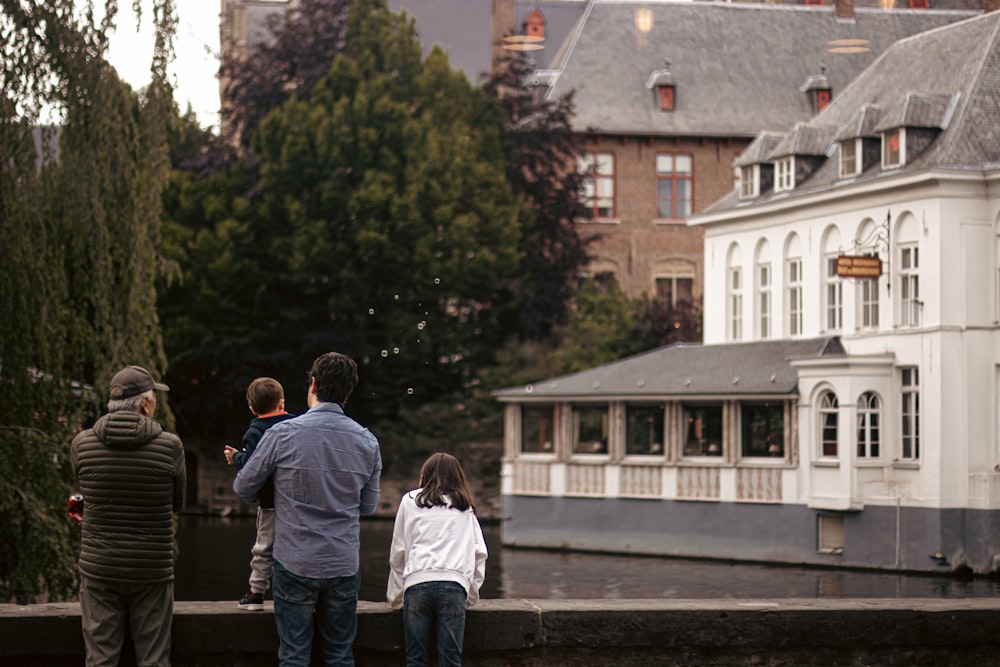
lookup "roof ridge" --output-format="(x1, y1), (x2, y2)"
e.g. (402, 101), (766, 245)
(551, 0), (598, 77)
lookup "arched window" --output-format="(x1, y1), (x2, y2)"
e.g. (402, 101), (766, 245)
(754, 239), (772, 340)
(727, 243), (743, 341)
(819, 391), (839, 458)
(895, 213), (920, 327)
(785, 233), (803, 336)
(821, 227), (842, 332)
(855, 219), (881, 331)
(857, 392), (881, 458)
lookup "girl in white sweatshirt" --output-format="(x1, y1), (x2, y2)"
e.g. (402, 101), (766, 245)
(387, 452), (488, 667)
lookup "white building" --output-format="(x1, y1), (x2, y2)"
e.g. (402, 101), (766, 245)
(496, 11), (1000, 574)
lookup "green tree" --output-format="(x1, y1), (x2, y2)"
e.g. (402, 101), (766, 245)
(254, 0), (522, 410)
(161, 0), (526, 451)
(0, 0), (175, 602)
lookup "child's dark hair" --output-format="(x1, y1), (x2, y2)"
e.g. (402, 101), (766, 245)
(416, 452), (475, 512)
(247, 377), (284, 415)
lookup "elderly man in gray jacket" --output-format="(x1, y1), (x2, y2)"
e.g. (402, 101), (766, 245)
(71, 365), (186, 667)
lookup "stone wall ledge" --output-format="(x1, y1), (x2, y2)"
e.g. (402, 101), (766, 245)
(3, 598), (1000, 666)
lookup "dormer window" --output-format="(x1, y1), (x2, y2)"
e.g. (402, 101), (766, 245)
(839, 139), (859, 177)
(645, 59), (675, 112)
(658, 85), (675, 112)
(774, 157), (794, 192)
(815, 88), (831, 112)
(800, 72), (832, 114)
(882, 128), (904, 168)
(740, 165), (759, 199)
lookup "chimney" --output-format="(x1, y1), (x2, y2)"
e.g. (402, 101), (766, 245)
(491, 0), (517, 73)
(835, 0), (855, 19)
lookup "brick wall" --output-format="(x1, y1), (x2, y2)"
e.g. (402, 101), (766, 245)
(580, 135), (749, 299)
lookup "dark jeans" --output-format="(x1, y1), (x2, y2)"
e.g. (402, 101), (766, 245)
(273, 561), (360, 667)
(403, 581), (468, 667)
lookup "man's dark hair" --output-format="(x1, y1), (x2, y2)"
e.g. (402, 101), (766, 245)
(310, 352), (358, 404)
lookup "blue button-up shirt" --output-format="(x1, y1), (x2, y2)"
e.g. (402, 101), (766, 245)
(234, 402), (382, 579)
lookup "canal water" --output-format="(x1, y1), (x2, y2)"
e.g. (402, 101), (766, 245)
(174, 515), (1000, 602)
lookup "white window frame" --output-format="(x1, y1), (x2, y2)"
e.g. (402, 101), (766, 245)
(625, 403), (666, 457)
(571, 403), (610, 456)
(520, 404), (557, 455)
(858, 276), (879, 331)
(787, 257), (803, 336)
(823, 254), (843, 332)
(578, 152), (615, 219)
(656, 153), (693, 220)
(728, 266), (743, 341)
(774, 157), (794, 192)
(756, 262), (771, 339)
(818, 391), (839, 460)
(681, 403), (725, 458)
(900, 368), (920, 462)
(840, 139), (860, 178)
(856, 392), (881, 459)
(882, 128), (905, 169)
(899, 244), (920, 327)
(740, 165), (759, 199)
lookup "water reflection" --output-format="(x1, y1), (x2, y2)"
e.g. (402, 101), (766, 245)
(175, 515), (1000, 602)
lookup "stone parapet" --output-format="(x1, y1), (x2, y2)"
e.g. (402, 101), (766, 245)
(3, 598), (1000, 666)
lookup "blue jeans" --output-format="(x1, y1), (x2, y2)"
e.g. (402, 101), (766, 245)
(403, 581), (468, 667)
(273, 561), (359, 667)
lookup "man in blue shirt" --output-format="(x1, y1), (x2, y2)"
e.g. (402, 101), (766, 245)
(234, 352), (382, 667)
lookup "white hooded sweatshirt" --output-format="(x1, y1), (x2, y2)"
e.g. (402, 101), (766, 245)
(386, 489), (488, 610)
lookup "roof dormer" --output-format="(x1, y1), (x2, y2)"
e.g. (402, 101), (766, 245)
(833, 103), (881, 178)
(800, 68), (832, 115)
(875, 92), (958, 169)
(645, 58), (675, 112)
(766, 123), (837, 192)
(733, 132), (784, 199)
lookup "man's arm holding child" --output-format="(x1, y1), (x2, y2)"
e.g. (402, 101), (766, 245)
(233, 427), (279, 503)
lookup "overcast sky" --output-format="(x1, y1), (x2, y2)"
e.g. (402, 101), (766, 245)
(105, 0), (221, 129)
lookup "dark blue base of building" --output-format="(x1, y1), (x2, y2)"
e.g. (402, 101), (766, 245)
(501, 494), (1000, 574)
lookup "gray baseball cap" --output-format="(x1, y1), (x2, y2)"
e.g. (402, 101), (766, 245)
(109, 365), (169, 399)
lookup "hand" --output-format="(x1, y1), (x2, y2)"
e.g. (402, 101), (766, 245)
(223, 445), (237, 465)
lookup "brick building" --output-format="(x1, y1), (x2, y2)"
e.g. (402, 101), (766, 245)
(219, 0), (985, 305)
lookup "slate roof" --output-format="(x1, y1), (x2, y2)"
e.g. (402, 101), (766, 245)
(770, 123), (839, 159)
(391, 0), (586, 81)
(833, 103), (882, 141)
(543, 1), (979, 138)
(733, 132), (785, 168)
(702, 11), (1000, 214)
(494, 337), (846, 400)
